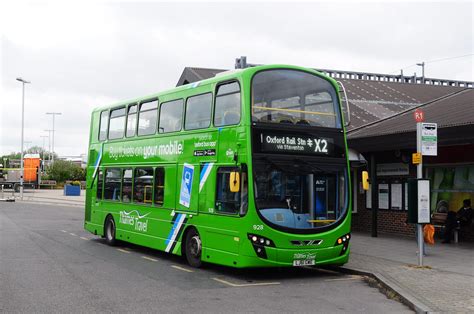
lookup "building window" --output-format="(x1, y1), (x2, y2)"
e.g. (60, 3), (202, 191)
(99, 111), (109, 141)
(104, 168), (121, 201)
(134, 168), (153, 204)
(108, 107), (126, 140)
(185, 93), (212, 130)
(138, 100), (158, 136)
(126, 105), (137, 137)
(214, 82), (241, 127)
(159, 99), (183, 133)
(96, 169), (103, 199)
(215, 167), (241, 214)
(122, 168), (133, 203)
(154, 168), (165, 206)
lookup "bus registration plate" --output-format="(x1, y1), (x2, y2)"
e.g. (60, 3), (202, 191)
(293, 252), (316, 266)
(293, 259), (315, 267)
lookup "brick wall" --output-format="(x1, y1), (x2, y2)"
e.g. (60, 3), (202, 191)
(352, 184), (416, 237)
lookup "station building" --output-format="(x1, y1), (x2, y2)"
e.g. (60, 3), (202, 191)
(177, 66), (474, 241)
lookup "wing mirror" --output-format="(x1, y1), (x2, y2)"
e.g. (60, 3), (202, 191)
(229, 172), (240, 192)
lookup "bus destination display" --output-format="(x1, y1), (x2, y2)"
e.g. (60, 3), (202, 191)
(259, 133), (334, 156)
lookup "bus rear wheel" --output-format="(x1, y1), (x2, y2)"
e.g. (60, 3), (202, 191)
(104, 215), (117, 246)
(185, 229), (202, 268)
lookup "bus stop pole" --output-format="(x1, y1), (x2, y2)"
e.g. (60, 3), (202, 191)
(416, 122), (423, 266)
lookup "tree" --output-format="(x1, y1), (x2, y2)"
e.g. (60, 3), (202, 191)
(46, 160), (85, 183)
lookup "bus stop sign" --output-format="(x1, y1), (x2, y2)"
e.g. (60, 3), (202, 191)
(414, 109), (424, 122)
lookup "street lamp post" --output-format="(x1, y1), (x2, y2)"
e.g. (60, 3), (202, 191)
(44, 129), (52, 163)
(46, 112), (61, 163)
(40, 135), (48, 171)
(16, 77), (31, 200)
(416, 62), (425, 84)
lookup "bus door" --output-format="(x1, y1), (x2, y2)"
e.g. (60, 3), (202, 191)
(198, 162), (216, 214)
(86, 144), (103, 224)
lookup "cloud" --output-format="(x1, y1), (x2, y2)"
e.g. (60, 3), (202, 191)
(1, 1), (472, 156)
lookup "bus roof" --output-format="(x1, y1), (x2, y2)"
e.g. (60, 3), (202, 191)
(91, 64), (332, 112)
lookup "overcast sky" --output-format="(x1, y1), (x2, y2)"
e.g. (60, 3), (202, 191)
(1, 0), (473, 157)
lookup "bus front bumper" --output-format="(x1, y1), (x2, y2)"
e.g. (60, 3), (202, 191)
(238, 244), (350, 268)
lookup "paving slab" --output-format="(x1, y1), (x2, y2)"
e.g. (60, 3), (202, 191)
(346, 232), (474, 313)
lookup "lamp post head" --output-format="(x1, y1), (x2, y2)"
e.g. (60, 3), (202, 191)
(16, 77), (31, 84)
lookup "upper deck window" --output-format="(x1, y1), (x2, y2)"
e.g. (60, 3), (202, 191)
(138, 100), (158, 136)
(214, 82), (241, 127)
(252, 70), (340, 128)
(99, 111), (109, 141)
(159, 99), (183, 133)
(185, 93), (212, 130)
(126, 105), (137, 137)
(108, 107), (126, 140)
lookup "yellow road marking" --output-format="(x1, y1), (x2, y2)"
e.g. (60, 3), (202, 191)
(142, 256), (158, 262)
(80, 237), (89, 241)
(171, 265), (194, 273)
(212, 277), (280, 287)
(69, 233), (77, 236)
(117, 248), (131, 254)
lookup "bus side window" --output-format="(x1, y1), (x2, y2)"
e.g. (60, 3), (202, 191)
(104, 168), (121, 201)
(185, 93), (212, 130)
(126, 104), (138, 137)
(134, 168), (153, 204)
(154, 168), (165, 206)
(122, 168), (133, 203)
(215, 167), (240, 214)
(138, 100), (158, 136)
(97, 169), (103, 200)
(159, 99), (183, 133)
(214, 82), (241, 127)
(98, 111), (109, 141)
(108, 107), (126, 140)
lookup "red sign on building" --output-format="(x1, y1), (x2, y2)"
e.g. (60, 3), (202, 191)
(414, 109), (424, 122)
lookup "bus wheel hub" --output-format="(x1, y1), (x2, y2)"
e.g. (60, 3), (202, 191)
(190, 236), (202, 257)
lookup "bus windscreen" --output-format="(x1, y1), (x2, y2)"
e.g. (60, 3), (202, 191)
(252, 69), (341, 128)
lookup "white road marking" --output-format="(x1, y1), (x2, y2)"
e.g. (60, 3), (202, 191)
(325, 275), (361, 282)
(171, 265), (194, 273)
(80, 237), (89, 241)
(142, 256), (158, 262)
(117, 248), (131, 254)
(60, 230), (67, 233)
(69, 233), (77, 236)
(212, 277), (280, 287)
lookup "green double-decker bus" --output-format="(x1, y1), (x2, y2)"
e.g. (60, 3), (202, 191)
(85, 64), (353, 268)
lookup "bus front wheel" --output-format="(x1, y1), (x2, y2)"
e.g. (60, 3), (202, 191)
(104, 215), (117, 246)
(185, 228), (202, 268)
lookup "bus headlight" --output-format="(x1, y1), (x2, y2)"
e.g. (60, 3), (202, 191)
(248, 234), (275, 259)
(334, 233), (351, 256)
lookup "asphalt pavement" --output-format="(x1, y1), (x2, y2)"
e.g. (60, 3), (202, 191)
(0, 199), (411, 313)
